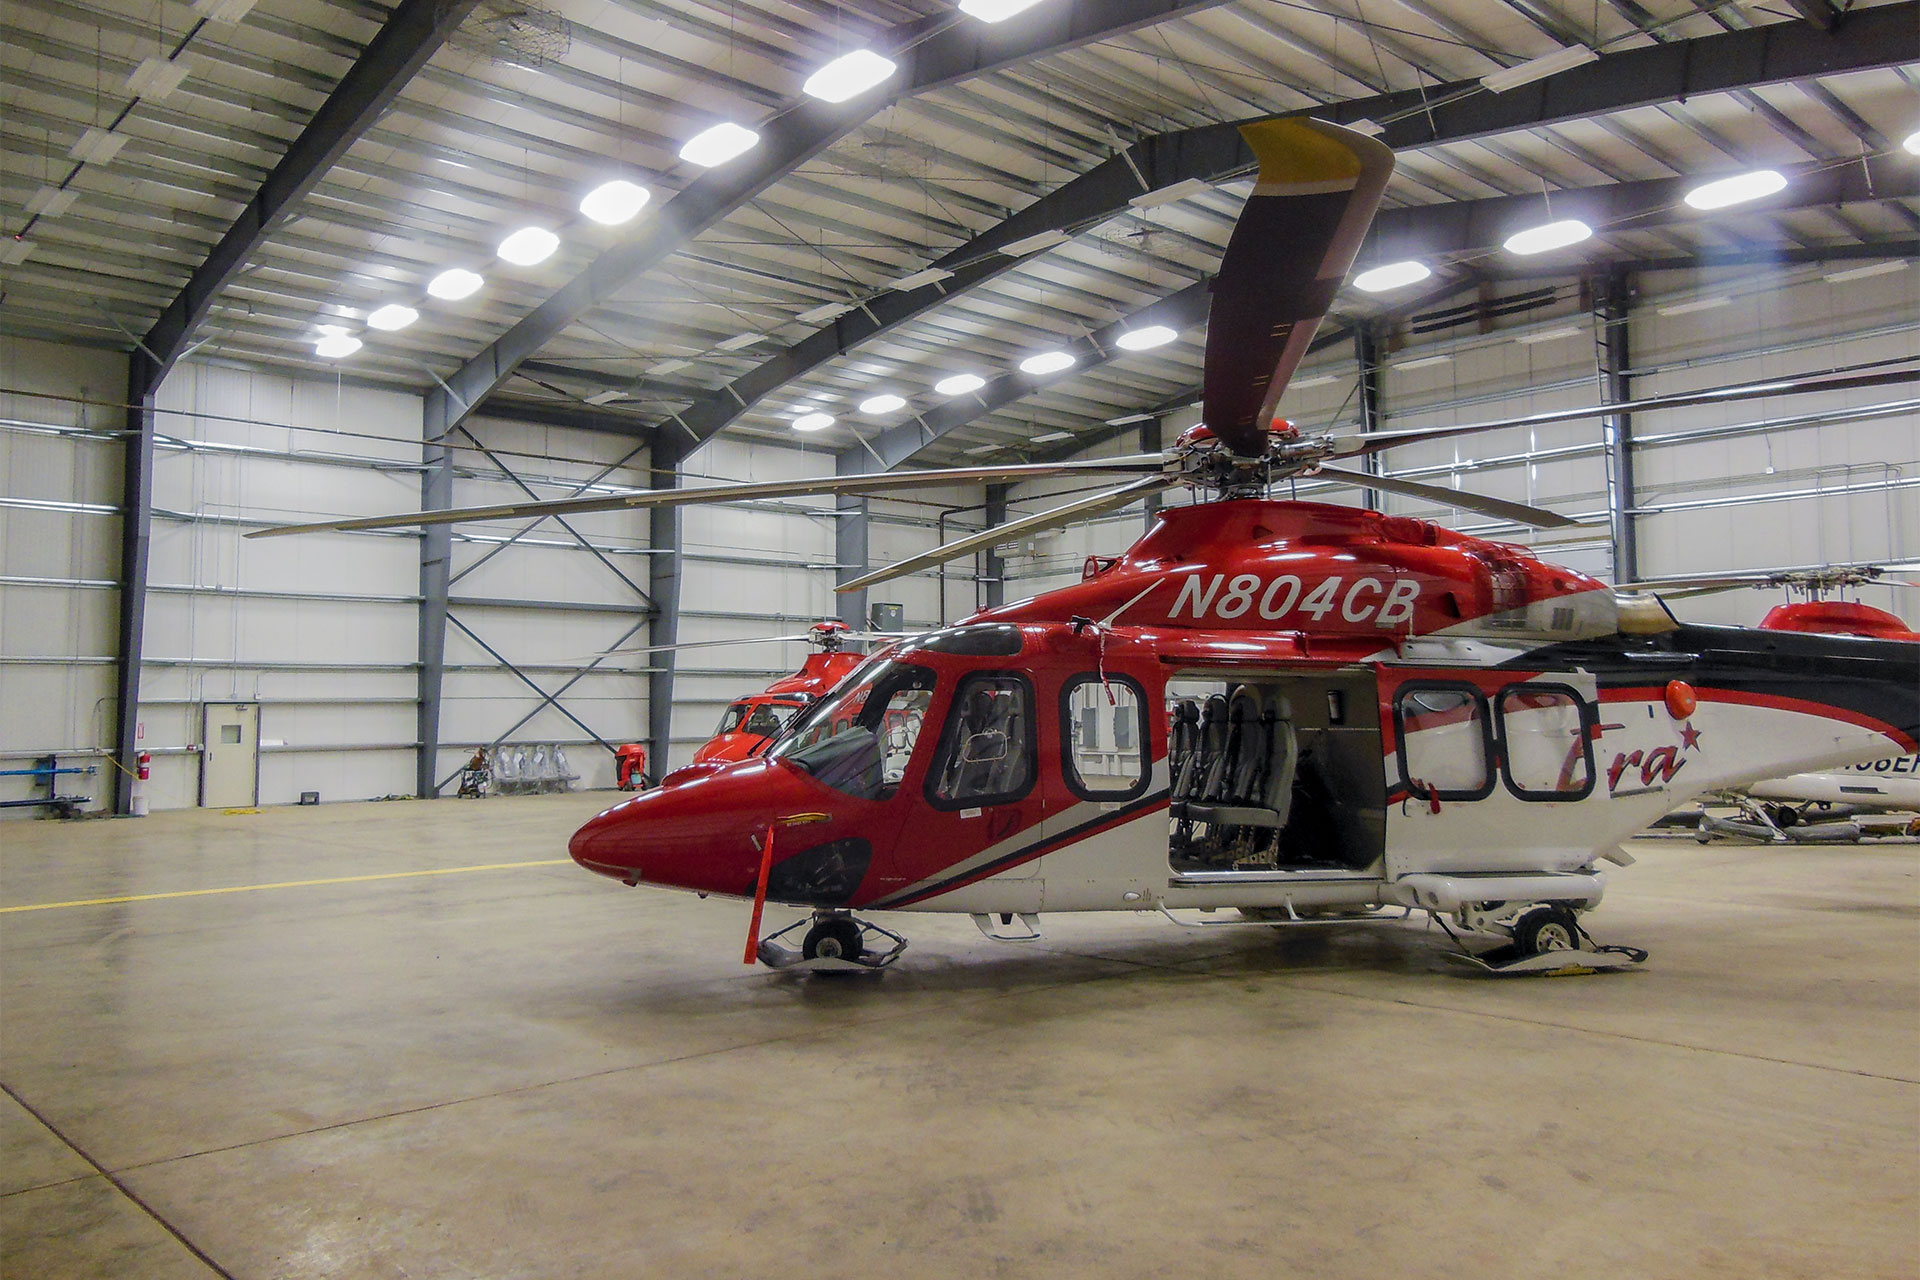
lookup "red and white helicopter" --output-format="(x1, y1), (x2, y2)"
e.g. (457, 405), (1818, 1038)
(682, 621), (869, 768)
(1620, 565), (1920, 842)
(256, 119), (1920, 974)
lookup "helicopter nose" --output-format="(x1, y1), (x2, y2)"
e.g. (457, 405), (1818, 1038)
(567, 759), (798, 896)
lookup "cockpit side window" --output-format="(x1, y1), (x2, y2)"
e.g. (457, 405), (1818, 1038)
(773, 661), (936, 801)
(927, 673), (1036, 809)
(1395, 683), (1495, 801)
(714, 702), (750, 736)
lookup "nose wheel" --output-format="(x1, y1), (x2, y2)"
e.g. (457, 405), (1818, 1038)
(757, 911), (908, 972)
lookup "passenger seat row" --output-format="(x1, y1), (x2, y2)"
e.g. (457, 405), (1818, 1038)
(1169, 688), (1297, 832)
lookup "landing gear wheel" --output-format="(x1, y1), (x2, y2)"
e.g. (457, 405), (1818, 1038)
(802, 917), (864, 962)
(1512, 905), (1580, 957)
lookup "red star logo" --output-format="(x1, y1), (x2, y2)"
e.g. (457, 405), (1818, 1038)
(1679, 721), (1703, 752)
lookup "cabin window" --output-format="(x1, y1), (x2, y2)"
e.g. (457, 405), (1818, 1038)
(1062, 675), (1149, 800)
(927, 673), (1035, 808)
(713, 701), (750, 736)
(740, 701), (802, 738)
(1497, 684), (1595, 800)
(1395, 683), (1495, 801)
(772, 660), (936, 801)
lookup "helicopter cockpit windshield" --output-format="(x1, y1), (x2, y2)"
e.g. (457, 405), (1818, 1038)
(772, 659), (936, 801)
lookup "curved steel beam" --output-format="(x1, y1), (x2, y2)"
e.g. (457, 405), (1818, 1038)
(624, 1), (1920, 460)
(423, 0), (1245, 454)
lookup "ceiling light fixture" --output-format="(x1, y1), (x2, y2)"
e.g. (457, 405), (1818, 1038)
(1516, 325), (1582, 345)
(67, 128), (126, 165)
(1503, 219), (1592, 256)
(958, 0), (1046, 22)
(680, 123), (759, 168)
(1823, 260), (1908, 283)
(314, 333), (362, 360)
(584, 389), (626, 406)
(1903, 130), (1920, 156)
(859, 393), (906, 415)
(126, 56), (190, 100)
(715, 332), (763, 351)
(1000, 229), (1071, 257)
(1684, 169), (1787, 210)
(365, 304), (419, 331)
(24, 187), (76, 217)
(1115, 324), (1178, 351)
(1352, 260), (1431, 292)
(1020, 351), (1076, 376)
(648, 358), (690, 376)
(964, 442), (1003, 455)
(1393, 354), (1452, 371)
(497, 227), (559, 266)
(1290, 374), (1337, 389)
(192, 0), (256, 22)
(891, 265), (953, 291)
(797, 301), (852, 324)
(803, 49), (897, 103)
(427, 268), (483, 300)
(579, 179), (651, 226)
(1032, 430), (1075, 443)
(1656, 296), (1730, 317)
(1128, 177), (1211, 211)
(1479, 44), (1597, 94)
(792, 412), (834, 432)
(1104, 412), (1153, 426)
(935, 373), (986, 396)
(0, 240), (35, 265)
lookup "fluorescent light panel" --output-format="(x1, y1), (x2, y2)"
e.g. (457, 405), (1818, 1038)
(802, 49), (896, 103)
(365, 304), (418, 331)
(192, 0), (255, 22)
(1479, 45), (1597, 94)
(1116, 324), (1178, 352)
(797, 301), (852, 324)
(1684, 169), (1786, 211)
(1393, 354), (1452, 371)
(1033, 430), (1075, 443)
(24, 187), (76, 217)
(0, 240), (35, 265)
(126, 56), (190, 100)
(1503, 219), (1592, 256)
(1824, 260), (1908, 283)
(891, 266), (953, 291)
(680, 123), (759, 168)
(1104, 412), (1153, 426)
(958, 0), (1046, 22)
(1516, 325), (1582, 345)
(1656, 296), (1730, 317)
(1000, 229), (1070, 257)
(427, 268), (483, 300)
(497, 227), (559, 266)
(579, 179), (651, 226)
(715, 332), (762, 351)
(1020, 351), (1076, 376)
(1352, 260), (1430, 293)
(68, 128), (126, 165)
(584, 389), (626, 406)
(648, 358), (691, 376)
(935, 373), (985, 396)
(1128, 177), (1211, 210)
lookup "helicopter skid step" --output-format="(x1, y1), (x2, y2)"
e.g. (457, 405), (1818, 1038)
(756, 916), (908, 972)
(1447, 944), (1648, 977)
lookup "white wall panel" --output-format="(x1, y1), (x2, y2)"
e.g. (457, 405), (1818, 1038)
(0, 336), (126, 816)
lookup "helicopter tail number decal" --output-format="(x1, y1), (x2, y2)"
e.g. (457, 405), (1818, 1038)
(1170, 572), (1420, 628)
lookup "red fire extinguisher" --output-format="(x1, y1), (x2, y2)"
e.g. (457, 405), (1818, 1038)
(615, 744), (649, 791)
(132, 751), (152, 817)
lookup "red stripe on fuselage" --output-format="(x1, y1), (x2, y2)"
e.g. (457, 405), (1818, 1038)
(1596, 685), (1917, 752)
(880, 793), (1172, 909)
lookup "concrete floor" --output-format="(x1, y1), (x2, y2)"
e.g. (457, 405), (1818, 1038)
(2, 795), (1914, 1279)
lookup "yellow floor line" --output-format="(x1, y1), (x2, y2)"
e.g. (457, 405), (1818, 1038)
(0, 859), (574, 914)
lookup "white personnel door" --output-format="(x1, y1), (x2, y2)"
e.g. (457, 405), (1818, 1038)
(202, 703), (260, 808)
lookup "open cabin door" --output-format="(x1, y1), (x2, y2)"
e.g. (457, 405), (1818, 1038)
(1165, 669), (1385, 875)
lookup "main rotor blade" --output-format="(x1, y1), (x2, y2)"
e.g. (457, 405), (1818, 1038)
(1203, 119), (1394, 457)
(836, 475), (1176, 594)
(1327, 368), (1920, 461)
(247, 455), (1168, 539)
(1310, 463), (1586, 529)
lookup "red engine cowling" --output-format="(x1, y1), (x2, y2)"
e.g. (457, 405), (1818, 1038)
(1759, 601), (1918, 642)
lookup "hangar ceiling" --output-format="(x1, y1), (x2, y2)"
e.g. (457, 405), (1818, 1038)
(2, 0), (1916, 468)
